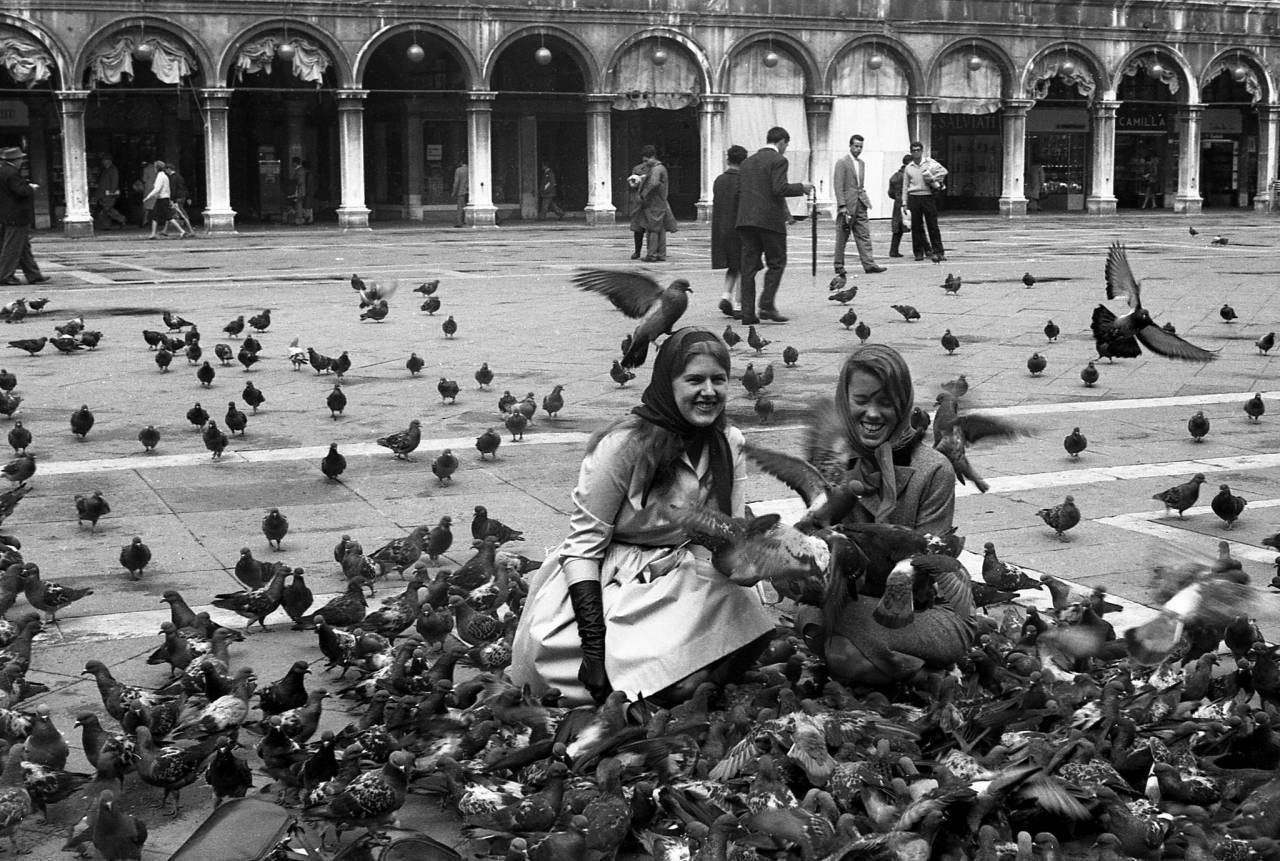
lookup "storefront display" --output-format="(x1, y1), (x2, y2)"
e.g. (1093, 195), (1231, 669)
(931, 113), (1001, 210)
(1026, 105), (1089, 211)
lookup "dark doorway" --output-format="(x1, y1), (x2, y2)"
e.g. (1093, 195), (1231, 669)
(611, 106), (699, 219)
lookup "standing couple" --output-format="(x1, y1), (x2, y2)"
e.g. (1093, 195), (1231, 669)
(711, 127), (813, 325)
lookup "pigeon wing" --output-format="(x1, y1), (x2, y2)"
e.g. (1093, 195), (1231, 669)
(667, 502), (739, 550)
(1104, 241), (1141, 309)
(743, 443), (831, 506)
(1134, 323), (1218, 362)
(572, 269), (664, 318)
(803, 399), (855, 486)
(954, 413), (1030, 446)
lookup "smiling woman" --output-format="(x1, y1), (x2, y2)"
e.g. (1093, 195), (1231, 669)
(798, 343), (977, 685)
(511, 327), (773, 707)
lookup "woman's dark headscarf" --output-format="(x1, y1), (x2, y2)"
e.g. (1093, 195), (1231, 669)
(836, 344), (916, 521)
(632, 327), (734, 513)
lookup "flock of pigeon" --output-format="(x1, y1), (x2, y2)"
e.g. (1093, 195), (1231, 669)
(0, 234), (1272, 861)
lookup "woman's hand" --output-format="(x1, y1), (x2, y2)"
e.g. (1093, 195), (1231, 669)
(578, 657), (612, 704)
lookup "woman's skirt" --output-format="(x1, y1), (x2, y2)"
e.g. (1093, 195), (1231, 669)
(149, 198), (173, 224)
(510, 542), (775, 705)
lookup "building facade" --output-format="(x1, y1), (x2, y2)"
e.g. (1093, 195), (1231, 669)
(0, 0), (1276, 235)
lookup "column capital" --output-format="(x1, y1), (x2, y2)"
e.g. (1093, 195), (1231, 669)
(585, 93), (616, 105)
(337, 88), (368, 103)
(467, 90), (498, 104)
(199, 87), (234, 103)
(700, 93), (729, 111)
(1092, 99), (1121, 118)
(804, 94), (833, 114)
(1177, 104), (1205, 120)
(908, 96), (937, 110)
(1003, 98), (1035, 115)
(55, 89), (90, 105)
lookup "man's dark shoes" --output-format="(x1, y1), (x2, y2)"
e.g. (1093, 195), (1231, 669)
(0, 278), (18, 286)
(630, 251), (642, 260)
(740, 313), (760, 325)
(889, 252), (904, 258)
(27, 276), (50, 284)
(718, 299), (736, 318)
(864, 264), (886, 274)
(758, 309), (790, 323)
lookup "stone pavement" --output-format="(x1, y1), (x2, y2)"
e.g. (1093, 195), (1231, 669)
(8, 209), (1280, 857)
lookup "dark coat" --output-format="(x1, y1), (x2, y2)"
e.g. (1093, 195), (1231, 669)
(0, 163), (33, 227)
(710, 167), (742, 271)
(735, 146), (806, 235)
(626, 161), (648, 231)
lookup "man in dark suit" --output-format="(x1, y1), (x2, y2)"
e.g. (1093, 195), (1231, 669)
(735, 126), (812, 324)
(0, 147), (46, 286)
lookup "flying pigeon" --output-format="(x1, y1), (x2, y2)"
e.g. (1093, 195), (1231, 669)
(571, 269), (691, 370)
(1096, 241), (1216, 361)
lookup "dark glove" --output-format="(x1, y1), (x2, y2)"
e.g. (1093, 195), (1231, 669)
(567, 580), (611, 703)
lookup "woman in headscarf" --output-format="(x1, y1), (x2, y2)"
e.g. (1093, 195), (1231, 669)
(511, 328), (774, 706)
(806, 343), (976, 685)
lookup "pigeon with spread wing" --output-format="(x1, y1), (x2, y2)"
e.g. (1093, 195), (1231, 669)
(931, 391), (1030, 492)
(571, 269), (691, 369)
(667, 503), (829, 586)
(743, 440), (867, 533)
(1094, 241), (1216, 362)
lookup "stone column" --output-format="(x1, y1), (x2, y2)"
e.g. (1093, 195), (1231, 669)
(584, 94), (616, 227)
(56, 90), (92, 238)
(695, 94), (728, 222)
(806, 95), (835, 217)
(998, 98), (1033, 217)
(404, 103), (424, 219)
(1174, 104), (1203, 214)
(1255, 104), (1278, 212)
(465, 91), (497, 226)
(336, 89), (371, 230)
(908, 97), (936, 152)
(198, 88), (236, 233)
(1086, 99), (1119, 215)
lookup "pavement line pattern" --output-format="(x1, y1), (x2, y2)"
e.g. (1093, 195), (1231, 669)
(955, 452), (1280, 497)
(1098, 498), (1280, 564)
(972, 390), (1280, 417)
(35, 432), (593, 475)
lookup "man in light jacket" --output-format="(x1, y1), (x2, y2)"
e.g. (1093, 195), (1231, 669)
(902, 141), (949, 263)
(832, 134), (885, 276)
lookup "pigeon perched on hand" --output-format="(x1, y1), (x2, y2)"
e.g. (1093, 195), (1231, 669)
(1095, 241), (1216, 362)
(572, 269), (691, 369)
(667, 502), (829, 586)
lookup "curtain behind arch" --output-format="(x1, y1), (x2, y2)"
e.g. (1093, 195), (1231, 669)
(0, 31), (54, 87)
(88, 34), (196, 86)
(831, 47), (910, 220)
(931, 52), (1003, 114)
(234, 36), (331, 87)
(726, 44), (809, 215)
(611, 42), (702, 111)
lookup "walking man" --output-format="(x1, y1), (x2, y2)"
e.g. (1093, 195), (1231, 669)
(735, 126), (812, 324)
(0, 147), (47, 286)
(833, 134), (885, 276)
(886, 154), (914, 258)
(538, 160), (563, 220)
(94, 156), (126, 229)
(903, 141), (949, 262)
(451, 158), (469, 227)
